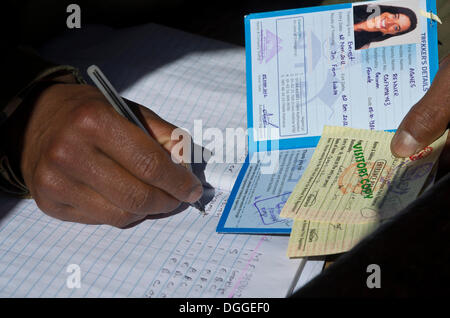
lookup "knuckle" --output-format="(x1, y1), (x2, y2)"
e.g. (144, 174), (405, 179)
(46, 138), (73, 167)
(70, 101), (104, 134)
(166, 198), (182, 212)
(408, 104), (440, 135)
(123, 186), (151, 213)
(135, 152), (165, 181)
(33, 167), (60, 195)
(33, 193), (62, 216)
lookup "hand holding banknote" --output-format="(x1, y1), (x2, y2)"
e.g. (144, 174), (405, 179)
(391, 54), (450, 176)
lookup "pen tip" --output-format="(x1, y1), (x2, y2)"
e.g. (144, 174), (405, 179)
(188, 199), (206, 213)
(196, 202), (206, 213)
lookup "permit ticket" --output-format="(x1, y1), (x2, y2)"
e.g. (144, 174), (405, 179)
(282, 126), (447, 257)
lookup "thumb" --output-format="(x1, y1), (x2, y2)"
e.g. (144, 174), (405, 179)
(124, 98), (198, 167)
(391, 55), (450, 157)
(138, 106), (179, 151)
(123, 98), (181, 152)
(136, 105), (197, 172)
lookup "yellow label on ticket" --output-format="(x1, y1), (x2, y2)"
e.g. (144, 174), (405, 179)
(283, 126), (447, 257)
(288, 219), (378, 257)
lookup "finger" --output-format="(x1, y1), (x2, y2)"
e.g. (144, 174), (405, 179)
(34, 195), (101, 225)
(124, 101), (192, 165)
(391, 55), (450, 157)
(123, 99), (179, 152)
(71, 101), (203, 203)
(34, 167), (144, 227)
(48, 142), (181, 215)
(65, 184), (145, 228)
(41, 203), (104, 225)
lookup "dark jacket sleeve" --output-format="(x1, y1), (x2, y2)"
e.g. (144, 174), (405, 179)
(0, 46), (84, 196)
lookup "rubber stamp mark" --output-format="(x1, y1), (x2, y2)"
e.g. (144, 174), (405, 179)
(254, 192), (292, 225)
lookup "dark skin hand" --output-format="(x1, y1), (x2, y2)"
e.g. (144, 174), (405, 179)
(20, 82), (203, 228)
(391, 53), (450, 177)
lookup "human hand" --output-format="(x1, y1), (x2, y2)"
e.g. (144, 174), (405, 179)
(391, 54), (450, 177)
(20, 83), (203, 227)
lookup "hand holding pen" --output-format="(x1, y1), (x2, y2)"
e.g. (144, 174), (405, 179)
(19, 68), (204, 228)
(87, 65), (206, 212)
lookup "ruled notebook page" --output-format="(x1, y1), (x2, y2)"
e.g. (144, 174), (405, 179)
(0, 24), (323, 297)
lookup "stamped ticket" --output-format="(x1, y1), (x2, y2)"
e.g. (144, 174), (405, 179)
(282, 126), (447, 257)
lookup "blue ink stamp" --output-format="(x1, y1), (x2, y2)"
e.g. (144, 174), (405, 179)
(254, 192), (293, 225)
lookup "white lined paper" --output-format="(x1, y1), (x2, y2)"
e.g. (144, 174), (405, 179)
(0, 24), (323, 297)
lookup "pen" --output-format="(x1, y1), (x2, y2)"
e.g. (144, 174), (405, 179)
(87, 65), (206, 213)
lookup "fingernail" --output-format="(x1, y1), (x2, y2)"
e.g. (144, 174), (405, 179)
(188, 184), (203, 202)
(391, 130), (421, 157)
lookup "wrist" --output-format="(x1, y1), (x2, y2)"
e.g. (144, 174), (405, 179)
(1, 75), (81, 194)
